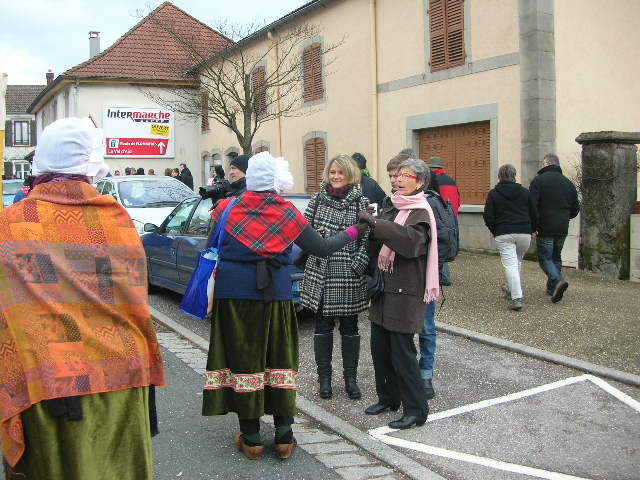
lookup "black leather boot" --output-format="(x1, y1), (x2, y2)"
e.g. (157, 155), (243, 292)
(341, 334), (361, 400)
(314, 333), (333, 399)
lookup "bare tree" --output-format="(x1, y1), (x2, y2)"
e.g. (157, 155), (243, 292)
(142, 14), (343, 154)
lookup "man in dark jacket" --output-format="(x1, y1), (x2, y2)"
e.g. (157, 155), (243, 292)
(178, 163), (194, 190)
(425, 156), (461, 285)
(227, 154), (248, 197)
(352, 152), (386, 206)
(529, 153), (580, 303)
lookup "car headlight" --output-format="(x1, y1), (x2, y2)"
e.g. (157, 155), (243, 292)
(132, 219), (145, 235)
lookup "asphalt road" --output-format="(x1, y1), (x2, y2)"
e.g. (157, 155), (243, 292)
(149, 290), (640, 480)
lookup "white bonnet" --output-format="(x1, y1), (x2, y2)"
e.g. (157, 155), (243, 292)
(245, 151), (294, 193)
(33, 117), (109, 180)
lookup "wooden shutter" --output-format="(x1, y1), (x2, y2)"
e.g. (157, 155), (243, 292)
(429, 0), (465, 72)
(30, 120), (37, 146)
(201, 92), (209, 132)
(304, 137), (326, 193)
(303, 43), (323, 103)
(251, 66), (266, 117)
(419, 121), (490, 205)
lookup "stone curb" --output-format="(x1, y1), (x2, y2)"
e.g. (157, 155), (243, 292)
(436, 321), (640, 387)
(150, 306), (445, 480)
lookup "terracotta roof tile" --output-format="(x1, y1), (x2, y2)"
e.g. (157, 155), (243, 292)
(6, 85), (46, 114)
(64, 2), (231, 81)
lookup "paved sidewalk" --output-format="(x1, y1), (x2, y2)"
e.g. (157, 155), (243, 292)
(439, 252), (640, 376)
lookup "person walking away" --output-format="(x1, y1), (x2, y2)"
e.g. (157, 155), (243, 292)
(0, 118), (165, 479)
(301, 155), (370, 401)
(483, 164), (538, 311)
(529, 153), (580, 303)
(178, 163), (194, 190)
(202, 151), (368, 460)
(136, 167), (145, 175)
(359, 158), (438, 430)
(351, 152), (386, 206)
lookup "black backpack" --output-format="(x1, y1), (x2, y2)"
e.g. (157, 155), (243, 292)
(425, 190), (459, 265)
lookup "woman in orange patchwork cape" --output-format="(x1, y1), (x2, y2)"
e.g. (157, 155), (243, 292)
(0, 118), (165, 479)
(202, 152), (368, 460)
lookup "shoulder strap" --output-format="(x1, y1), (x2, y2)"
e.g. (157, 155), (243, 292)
(209, 199), (235, 249)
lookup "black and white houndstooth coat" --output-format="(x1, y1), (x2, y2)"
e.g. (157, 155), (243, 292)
(300, 183), (370, 316)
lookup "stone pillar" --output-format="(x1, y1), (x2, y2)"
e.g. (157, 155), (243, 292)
(575, 131), (640, 280)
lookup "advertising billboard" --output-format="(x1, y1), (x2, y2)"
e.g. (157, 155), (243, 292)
(103, 106), (174, 158)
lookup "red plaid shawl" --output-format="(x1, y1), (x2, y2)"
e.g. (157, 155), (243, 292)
(212, 192), (308, 257)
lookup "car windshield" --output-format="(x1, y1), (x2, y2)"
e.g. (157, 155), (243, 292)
(286, 196), (311, 213)
(3, 182), (23, 196)
(117, 179), (194, 208)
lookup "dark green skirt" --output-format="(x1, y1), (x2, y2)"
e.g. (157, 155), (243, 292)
(5, 387), (153, 480)
(202, 299), (299, 419)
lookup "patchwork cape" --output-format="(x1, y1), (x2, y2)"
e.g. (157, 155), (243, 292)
(0, 181), (165, 466)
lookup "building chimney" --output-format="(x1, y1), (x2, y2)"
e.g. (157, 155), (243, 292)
(46, 69), (54, 84)
(89, 31), (100, 58)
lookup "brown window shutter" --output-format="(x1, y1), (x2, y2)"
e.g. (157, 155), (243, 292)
(446, 0), (465, 67)
(304, 137), (326, 193)
(429, 0), (446, 72)
(252, 66), (267, 117)
(30, 120), (37, 146)
(201, 92), (209, 132)
(303, 43), (323, 103)
(5, 121), (12, 146)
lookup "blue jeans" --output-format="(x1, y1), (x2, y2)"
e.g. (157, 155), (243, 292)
(536, 236), (566, 291)
(418, 300), (436, 380)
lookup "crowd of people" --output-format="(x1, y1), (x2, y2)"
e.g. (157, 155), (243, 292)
(0, 117), (580, 476)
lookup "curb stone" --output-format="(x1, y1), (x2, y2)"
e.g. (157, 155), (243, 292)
(150, 306), (444, 480)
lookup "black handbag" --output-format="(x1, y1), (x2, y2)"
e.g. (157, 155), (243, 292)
(366, 268), (385, 300)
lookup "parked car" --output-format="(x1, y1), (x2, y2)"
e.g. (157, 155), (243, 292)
(2, 179), (24, 208)
(94, 175), (194, 234)
(141, 194), (312, 307)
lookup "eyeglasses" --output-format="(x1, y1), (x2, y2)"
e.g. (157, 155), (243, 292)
(396, 172), (418, 180)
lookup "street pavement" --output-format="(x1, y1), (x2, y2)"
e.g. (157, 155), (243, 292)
(148, 265), (640, 480)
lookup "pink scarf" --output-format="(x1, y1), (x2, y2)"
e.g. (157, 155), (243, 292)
(378, 193), (440, 303)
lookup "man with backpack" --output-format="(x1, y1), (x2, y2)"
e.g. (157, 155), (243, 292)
(419, 164), (460, 399)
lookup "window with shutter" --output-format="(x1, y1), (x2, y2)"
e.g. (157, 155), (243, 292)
(304, 137), (326, 194)
(429, 0), (465, 72)
(251, 66), (267, 118)
(419, 121), (490, 205)
(303, 43), (323, 103)
(13, 121), (30, 146)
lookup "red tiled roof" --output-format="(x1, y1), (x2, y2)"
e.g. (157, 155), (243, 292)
(64, 2), (232, 81)
(6, 85), (46, 114)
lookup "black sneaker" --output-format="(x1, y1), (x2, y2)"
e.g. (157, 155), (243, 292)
(551, 281), (568, 303)
(509, 298), (523, 311)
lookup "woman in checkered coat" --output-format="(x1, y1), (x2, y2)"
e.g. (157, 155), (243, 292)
(301, 154), (370, 400)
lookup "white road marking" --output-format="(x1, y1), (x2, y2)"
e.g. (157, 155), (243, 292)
(369, 374), (639, 480)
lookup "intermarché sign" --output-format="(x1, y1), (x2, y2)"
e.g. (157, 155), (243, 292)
(103, 106), (174, 158)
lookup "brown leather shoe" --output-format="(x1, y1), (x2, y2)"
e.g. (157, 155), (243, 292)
(274, 439), (297, 460)
(235, 434), (264, 460)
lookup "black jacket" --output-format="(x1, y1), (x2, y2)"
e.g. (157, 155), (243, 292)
(529, 165), (580, 236)
(483, 181), (538, 237)
(361, 174), (386, 205)
(178, 167), (194, 190)
(226, 177), (246, 197)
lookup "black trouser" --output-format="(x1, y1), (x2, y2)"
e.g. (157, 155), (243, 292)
(239, 415), (293, 434)
(314, 312), (358, 335)
(370, 322), (427, 417)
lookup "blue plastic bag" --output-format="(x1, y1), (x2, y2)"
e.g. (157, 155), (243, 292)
(180, 200), (234, 320)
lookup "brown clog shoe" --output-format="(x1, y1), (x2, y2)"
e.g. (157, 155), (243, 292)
(235, 434), (264, 460)
(274, 439), (297, 460)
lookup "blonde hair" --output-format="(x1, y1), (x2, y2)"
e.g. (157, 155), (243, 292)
(322, 154), (362, 185)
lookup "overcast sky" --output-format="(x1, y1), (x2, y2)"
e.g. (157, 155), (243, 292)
(0, 0), (307, 85)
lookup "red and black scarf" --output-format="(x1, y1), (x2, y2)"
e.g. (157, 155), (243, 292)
(211, 192), (308, 257)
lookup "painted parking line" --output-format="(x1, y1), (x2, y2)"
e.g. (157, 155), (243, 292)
(368, 374), (639, 480)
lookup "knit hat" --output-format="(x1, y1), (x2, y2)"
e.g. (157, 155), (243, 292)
(33, 117), (109, 180)
(426, 156), (444, 169)
(246, 151), (294, 193)
(230, 154), (250, 173)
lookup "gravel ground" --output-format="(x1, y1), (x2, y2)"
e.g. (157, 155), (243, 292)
(437, 251), (640, 375)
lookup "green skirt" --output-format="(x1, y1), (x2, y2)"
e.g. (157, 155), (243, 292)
(202, 299), (299, 419)
(5, 387), (153, 480)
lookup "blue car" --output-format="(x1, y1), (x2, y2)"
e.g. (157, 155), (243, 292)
(141, 194), (311, 307)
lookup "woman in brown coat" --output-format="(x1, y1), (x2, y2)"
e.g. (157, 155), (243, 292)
(358, 159), (440, 430)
